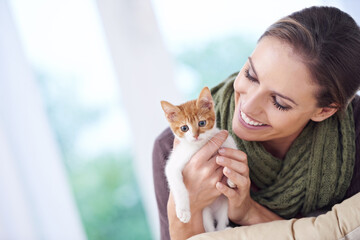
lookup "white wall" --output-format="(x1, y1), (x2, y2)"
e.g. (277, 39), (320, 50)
(96, 0), (182, 239)
(0, 0), (86, 239)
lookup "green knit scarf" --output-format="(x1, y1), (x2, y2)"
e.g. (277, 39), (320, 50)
(211, 73), (355, 218)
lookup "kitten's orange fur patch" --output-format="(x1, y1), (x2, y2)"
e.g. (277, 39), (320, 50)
(161, 87), (216, 139)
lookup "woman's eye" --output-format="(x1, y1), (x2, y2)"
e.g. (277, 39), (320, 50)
(272, 97), (291, 111)
(180, 125), (189, 132)
(198, 120), (206, 127)
(244, 68), (258, 83)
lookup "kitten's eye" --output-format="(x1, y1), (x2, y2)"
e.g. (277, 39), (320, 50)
(198, 120), (206, 127)
(180, 125), (189, 132)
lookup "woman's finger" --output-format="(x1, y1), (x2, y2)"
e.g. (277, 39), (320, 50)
(218, 147), (247, 164)
(223, 166), (250, 189)
(216, 156), (249, 177)
(211, 166), (225, 187)
(208, 155), (220, 170)
(216, 182), (237, 199)
(192, 130), (229, 163)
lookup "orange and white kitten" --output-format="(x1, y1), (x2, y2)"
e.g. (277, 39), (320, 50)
(161, 87), (237, 232)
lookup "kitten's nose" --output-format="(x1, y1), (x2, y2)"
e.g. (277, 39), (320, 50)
(194, 135), (199, 140)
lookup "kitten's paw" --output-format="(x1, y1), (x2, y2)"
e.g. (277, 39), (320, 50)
(227, 178), (236, 188)
(176, 208), (191, 223)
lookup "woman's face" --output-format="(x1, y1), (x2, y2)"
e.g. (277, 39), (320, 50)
(233, 37), (323, 146)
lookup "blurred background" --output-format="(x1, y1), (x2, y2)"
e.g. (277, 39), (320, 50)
(0, 0), (359, 239)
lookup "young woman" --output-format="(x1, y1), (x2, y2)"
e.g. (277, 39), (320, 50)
(153, 6), (360, 240)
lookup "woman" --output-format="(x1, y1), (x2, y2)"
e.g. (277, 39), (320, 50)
(153, 6), (360, 240)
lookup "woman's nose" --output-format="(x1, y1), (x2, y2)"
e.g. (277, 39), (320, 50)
(234, 71), (264, 116)
(241, 88), (264, 116)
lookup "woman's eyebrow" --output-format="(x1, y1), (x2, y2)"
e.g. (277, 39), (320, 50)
(249, 56), (298, 106)
(273, 91), (298, 105)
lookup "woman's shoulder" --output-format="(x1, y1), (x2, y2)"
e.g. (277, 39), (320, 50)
(154, 127), (174, 155)
(345, 94), (360, 198)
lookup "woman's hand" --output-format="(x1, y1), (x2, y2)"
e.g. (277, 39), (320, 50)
(167, 130), (229, 240)
(215, 147), (253, 225)
(215, 148), (283, 225)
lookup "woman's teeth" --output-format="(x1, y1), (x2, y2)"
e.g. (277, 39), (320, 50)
(240, 111), (266, 126)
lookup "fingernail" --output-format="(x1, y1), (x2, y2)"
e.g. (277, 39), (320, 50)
(216, 182), (224, 190)
(218, 148), (225, 154)
(224, 167), (231, 174)
(216, 156), (224, 163)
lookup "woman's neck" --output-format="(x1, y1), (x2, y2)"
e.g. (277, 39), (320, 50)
(260, 128), (304, 159)
(260, 140), (292, 159)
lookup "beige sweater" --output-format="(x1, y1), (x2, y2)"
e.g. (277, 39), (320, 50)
(189, 192), (360, 240)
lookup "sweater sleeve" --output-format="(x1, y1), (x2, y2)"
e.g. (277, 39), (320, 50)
(345, 95), (360, 198)
(152, 127), (174, 240)
(188, 192), (360, 240)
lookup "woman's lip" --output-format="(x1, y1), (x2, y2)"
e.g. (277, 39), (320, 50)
(241, 111), (265, 125)
(238, 109), (270, 129)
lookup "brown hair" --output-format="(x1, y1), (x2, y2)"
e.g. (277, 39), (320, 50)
(260, 6), (360, 114)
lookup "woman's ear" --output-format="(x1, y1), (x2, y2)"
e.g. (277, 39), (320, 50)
(311, 104), (339, 122)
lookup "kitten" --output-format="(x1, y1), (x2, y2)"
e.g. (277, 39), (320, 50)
(160, 86), (237, 232)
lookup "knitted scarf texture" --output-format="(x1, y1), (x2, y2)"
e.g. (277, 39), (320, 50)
(211, 73), (355, 218)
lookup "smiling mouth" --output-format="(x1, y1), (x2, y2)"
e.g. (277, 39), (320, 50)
(240, 111), (267, 126)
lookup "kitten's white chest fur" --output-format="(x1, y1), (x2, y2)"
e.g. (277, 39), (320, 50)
(165, 126), (237, 232)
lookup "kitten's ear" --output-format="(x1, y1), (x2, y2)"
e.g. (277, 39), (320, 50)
(196, 87), (213, 110)
(161, 101), (180, 122)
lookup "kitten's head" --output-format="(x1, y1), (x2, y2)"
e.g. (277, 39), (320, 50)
(161, 87), (216, 144)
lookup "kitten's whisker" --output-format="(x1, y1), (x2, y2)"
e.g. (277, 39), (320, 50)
(206, 136), (224, 158)
(208, 138), (218, 147)
(207, 136), (224, 147)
